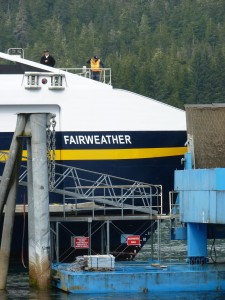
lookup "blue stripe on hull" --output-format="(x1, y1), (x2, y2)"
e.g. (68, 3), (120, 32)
(0, 130), (186, 149)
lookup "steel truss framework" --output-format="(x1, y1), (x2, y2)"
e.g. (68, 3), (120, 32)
(0, 151), (162, 218)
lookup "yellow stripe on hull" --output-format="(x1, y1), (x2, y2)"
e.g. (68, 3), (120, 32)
(59, 147), (187, 160)
(0, 147), (187, 161)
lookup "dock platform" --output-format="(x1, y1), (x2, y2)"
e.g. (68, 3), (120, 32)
(52, 261), (225, 294)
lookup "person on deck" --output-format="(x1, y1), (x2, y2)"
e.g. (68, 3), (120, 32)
(40, 50), (56, 67)
(86, 55), (105, 81)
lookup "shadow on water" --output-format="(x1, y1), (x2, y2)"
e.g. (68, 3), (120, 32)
(3, 220), (225, 300)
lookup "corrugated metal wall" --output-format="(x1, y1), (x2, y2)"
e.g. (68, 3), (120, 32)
(185, 104), (225, 169)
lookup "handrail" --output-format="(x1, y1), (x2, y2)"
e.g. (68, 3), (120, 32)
(59, 67), (112, 85)
(7, 48), (24, 58)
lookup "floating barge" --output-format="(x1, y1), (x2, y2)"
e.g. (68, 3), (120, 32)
(52, 261), (225, 294)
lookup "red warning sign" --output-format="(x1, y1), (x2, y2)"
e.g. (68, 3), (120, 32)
(126, 235), (141, 246)
(74, 236), (89, 249)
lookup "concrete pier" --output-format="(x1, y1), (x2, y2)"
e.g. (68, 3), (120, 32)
(28, 114), (51, 289)
(0, 113), (52, 290)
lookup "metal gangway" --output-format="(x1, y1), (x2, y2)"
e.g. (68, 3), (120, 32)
(0, 151), (162, 219)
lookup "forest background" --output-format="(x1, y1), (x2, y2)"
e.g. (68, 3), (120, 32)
(0, 0), (225, 109)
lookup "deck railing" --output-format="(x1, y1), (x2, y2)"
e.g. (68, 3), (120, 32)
(59, 67), (112, 85)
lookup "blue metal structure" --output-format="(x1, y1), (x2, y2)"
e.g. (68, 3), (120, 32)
(175, 167), (225, 224)
(174, 151), (225, 264)
(187, 223), (207, 264)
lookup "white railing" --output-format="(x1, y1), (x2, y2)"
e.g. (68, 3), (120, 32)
(60, 67), (112, 85)
(7, 48), (24, 58)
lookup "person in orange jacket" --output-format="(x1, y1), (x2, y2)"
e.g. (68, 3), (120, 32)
(86, 55), (105, 81)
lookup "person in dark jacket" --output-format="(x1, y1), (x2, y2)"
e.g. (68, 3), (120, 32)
(86, 55), (105, 81)
(40, 50), (55, 67)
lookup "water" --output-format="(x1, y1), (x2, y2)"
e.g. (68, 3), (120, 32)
(4, 220), (225, 300)
(4, 266), (225, 300)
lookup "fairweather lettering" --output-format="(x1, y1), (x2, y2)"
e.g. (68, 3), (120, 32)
(64, 134), (132, 145)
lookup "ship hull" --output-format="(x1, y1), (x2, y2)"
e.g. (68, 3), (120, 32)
(0, 129), (186, 262)
(0, 51), (187, 261)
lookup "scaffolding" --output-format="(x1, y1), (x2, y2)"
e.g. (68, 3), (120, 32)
(0, 151), (163, 219)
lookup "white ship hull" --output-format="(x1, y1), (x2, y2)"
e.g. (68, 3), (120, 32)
(0, 51), (187, 261)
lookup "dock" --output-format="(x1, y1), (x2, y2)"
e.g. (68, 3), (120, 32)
(51, 162), (225, 295)
(51, 105), (225, 295)
(1, 106), (225, 295)
(52, 261), (225, 294)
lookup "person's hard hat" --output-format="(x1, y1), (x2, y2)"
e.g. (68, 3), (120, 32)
(94, 55), (98, 59)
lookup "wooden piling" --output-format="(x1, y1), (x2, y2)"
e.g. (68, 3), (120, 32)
(0, 142), (23, 289)
(0, 114), (27, 217)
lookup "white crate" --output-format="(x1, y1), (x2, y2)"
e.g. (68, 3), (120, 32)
(83, 255), (115, 270)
